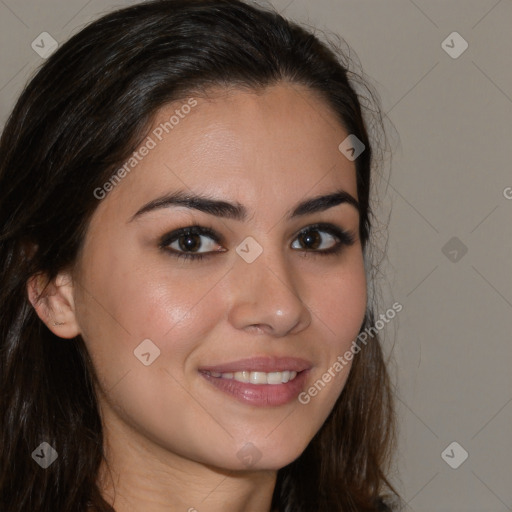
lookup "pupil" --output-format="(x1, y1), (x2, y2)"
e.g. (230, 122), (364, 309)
(301, 230), (320, 249)
(180, 234), (200, 252)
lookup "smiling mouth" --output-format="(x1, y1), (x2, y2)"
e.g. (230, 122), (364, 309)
(199, 367), (310, 407)
(201, 370), (299, 385)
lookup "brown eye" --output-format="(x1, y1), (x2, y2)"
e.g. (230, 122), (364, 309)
(291, 223), (356, 256)
(296, 230), (324, 250)
(176, 233), (203, 252)
(160, 225), (224, 261)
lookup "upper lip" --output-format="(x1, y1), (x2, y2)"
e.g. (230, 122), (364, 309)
(198, 356), (313, 373)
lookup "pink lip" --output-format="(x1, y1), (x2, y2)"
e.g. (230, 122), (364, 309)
(199, 369), (311, 407)
(198, 356), (313, 373)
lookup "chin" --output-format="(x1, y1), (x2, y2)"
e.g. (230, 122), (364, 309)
(235, 439), (309, 472)
(195, 438), (307, 473)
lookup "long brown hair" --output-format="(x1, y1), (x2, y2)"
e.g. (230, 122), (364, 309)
(0, 1), (400, 510)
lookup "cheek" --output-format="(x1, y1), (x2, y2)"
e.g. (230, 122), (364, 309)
(74, 256), (233, 455)
(75, 248), (227, 389)
(296, 251), (367, 406)
(306, 252), (368, 351)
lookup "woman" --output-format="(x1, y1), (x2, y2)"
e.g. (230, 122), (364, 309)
(0, 0), (400, 510)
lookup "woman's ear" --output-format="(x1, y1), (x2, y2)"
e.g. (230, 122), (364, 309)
(26, 271), (81, 339)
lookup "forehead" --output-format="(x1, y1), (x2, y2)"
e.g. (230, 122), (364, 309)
(93, 83), (358, 224)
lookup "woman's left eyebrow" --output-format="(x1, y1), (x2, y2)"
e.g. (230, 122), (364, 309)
(127, 188), (359, 223)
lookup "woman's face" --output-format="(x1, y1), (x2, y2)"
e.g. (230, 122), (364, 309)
(67, 83), (367, 471)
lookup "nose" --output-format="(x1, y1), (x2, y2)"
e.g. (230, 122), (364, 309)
(226, 240), (312, 337)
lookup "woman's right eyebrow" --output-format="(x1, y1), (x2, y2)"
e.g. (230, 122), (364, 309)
(127, 188), (360, 224)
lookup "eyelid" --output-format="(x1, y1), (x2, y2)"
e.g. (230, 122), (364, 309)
(159, 224), (224, 247)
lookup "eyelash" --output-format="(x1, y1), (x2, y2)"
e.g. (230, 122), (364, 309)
(159, 223), (357, 261)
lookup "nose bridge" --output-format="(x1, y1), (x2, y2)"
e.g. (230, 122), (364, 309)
(227, 234), (311, 336)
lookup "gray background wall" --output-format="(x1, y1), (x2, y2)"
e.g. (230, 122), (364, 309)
(1, 1), (510, 511)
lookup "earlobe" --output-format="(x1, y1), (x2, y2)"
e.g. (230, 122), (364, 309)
(26, 271), (81, 339)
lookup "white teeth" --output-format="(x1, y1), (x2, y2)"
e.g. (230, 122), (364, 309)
(234, 371), (250, 382)
(206, 370), (299, 384)
(266, 372), (284, 384)
(280, 370), (291, 383)
(249, 371), (267, 384)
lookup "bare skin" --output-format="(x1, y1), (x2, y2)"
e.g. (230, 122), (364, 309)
(28, 82), (367, 512)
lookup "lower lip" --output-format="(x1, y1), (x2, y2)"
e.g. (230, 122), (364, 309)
(199, 370), (310, 407)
